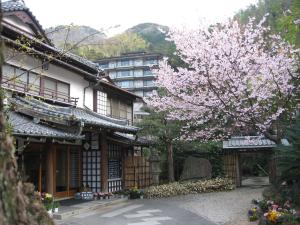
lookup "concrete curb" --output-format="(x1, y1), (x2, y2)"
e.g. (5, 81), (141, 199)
(53, 198), (128, 220)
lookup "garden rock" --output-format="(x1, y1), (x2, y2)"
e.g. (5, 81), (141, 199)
(180, 156), (212, 180)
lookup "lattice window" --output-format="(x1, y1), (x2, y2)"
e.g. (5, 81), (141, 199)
(108, 143), (122, 192)
(97, 91), (107, 115)
(82, 133), (101, 192)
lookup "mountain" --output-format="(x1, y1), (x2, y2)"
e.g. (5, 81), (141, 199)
(45, 25), (106, 48)
(127, 23), (183, 67)
(45, 22), (183, 67)
(127, 23), (169, 47)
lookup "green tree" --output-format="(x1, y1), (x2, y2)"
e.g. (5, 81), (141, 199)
(276, 114), (300, 205)
(277, 115), (300, 184)
(137, 107), (182, 182)
(235, 0), (300, 47)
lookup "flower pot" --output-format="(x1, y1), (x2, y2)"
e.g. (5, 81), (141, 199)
(47, 209), (52, 215)
(140, 196), (144, 199)
(53, 208), (58, 213)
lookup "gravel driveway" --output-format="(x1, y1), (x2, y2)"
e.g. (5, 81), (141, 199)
(168, 177), (268, 225)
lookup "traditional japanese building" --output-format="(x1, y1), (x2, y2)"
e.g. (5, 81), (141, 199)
(1, 0), (149, 198)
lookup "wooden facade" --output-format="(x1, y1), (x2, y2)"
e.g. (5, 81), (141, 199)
(223, 149), (276, 187)
(124, 156), (152, 189)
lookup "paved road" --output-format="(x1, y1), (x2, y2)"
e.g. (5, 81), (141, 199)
(56, 199), (217, 225)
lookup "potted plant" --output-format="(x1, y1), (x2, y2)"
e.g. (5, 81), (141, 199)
(45, 202), (53, 215)
(41, 192), (53, 215)
(52, 201), (60, 213)
(129, 186), (142, 199)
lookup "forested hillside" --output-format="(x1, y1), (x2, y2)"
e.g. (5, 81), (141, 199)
(46, 25), (106, 48)
(47, 1), (299, 64)
(235, 0), (300, 47)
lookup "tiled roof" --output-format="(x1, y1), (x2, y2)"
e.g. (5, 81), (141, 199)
(9, 111), (83, 139)
(2, 0), (27, 11)
(63, 51), (99, 71)
(223, 136), (276, 149)
(109, 132), (151, 146)
(2, 1), (99, 73)
(10, 97), (139, 133)
(2, 0), (51, 43)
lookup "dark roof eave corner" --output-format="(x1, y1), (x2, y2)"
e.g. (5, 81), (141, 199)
(2, 0), (53, 46)
(99, 80), (143, 100)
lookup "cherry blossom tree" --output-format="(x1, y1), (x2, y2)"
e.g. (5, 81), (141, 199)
(146, 18), (299, 143)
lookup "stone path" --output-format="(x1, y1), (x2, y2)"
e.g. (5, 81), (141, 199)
(169, 182), (266, 225)
(56, 177), (268, 225)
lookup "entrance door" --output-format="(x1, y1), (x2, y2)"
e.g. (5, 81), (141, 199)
(55, 146), (68, 197)
(55, 145), (81, 198)
(23, 148), (46, 192)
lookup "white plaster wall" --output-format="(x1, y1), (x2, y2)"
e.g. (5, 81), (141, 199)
(4, 48), (92, 108)
(85, 87), (94, 110)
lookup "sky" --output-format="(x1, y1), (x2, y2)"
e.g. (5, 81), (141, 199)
(24, 0), (258, 36)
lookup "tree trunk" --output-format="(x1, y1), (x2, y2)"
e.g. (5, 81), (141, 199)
(167, 142), (175, 182)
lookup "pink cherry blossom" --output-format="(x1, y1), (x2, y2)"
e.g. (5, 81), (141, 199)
(146, 18), (299, 142)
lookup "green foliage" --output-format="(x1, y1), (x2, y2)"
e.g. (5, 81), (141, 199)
(137, 106), (182, 146)
(235, 0), (300, 47)
(128, 23), (186, 68)
(128, 186), (143, 199)
(74, 32), (149, 60)
(277, 115), (300, 184)
(174, 142), (224, 179)
(273, 115), (300, 205)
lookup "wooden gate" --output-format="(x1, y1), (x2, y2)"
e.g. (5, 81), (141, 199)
(223, 152), (241, 187)
(124, 156), (152, 189)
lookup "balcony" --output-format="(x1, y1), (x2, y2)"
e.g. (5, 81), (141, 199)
(1, 75), (78, 106)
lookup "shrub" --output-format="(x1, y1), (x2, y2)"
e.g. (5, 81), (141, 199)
(129, 187), (143, 199)
(144, 178), (234, 199)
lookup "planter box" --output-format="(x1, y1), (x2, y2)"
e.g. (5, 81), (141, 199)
(75, 192), (93, 200)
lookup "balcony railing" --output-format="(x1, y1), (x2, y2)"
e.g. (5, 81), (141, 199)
(1, 76), (78, 106)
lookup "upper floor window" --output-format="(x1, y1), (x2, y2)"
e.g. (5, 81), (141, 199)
(117, 81), (134, 88)
(144, 58), (157, 65)
(134, 59), (142, 66)
(119, 60), (130, 67)
(106, 97), (132, 125)
(99, 63), (109, 69)
(143, 80), (154, 87)
(97, 91), (107, 115)
(117, 70), (131, 78)
(143, 69), (152, 76)
(2, 64), (72, 104)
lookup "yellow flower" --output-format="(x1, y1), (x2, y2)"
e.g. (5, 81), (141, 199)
(267, 210), (279, 222)
(45, 193), (52, 198)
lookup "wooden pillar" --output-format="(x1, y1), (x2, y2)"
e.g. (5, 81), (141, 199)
(100, 132), (108, 192)
(121, 146), (126, 190)
(236, 153), (241, 187)
(46, 145), (54, 195)
(269, 152), (277, 184)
